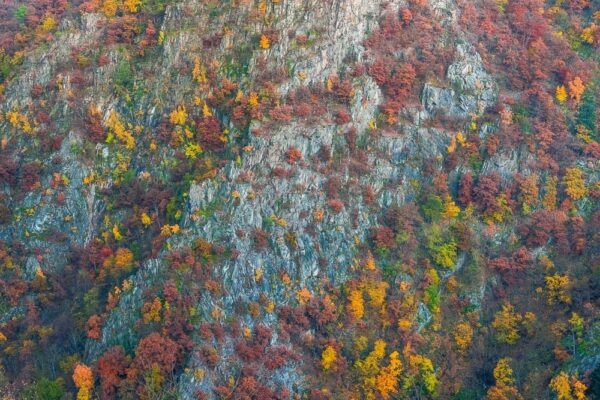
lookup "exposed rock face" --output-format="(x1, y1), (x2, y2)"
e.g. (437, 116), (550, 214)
(422, 39), (496, 120)
(50, 1), (402, 394)
(0, 12), (106, 271)
(4, 13), (104, 106)
(178, 1), (395, 394)
(447, 43), (496, 104)
(86, 259), (164, 360)
(171, 0), (499, 395)
(0, 133), (100, 271)
(268, 0), (384, 87)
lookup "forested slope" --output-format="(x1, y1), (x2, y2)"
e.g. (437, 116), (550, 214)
(0, 0), (598, 399)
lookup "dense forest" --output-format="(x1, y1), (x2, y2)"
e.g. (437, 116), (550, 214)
(0, 0), (598, 399)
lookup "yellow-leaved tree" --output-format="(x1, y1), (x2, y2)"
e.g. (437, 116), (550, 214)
(556, 85), (568, 103)
(563, 166), (587, 201)
(114, 248), (134, 269)
(545, 274), (571, 305)
(406, 352), (438, 396)
(355, 339), (387, 397)
(192, 57), (207, 83)
(40, 15), (57, 33)
(122, 0), (141, 13)
(542, 176), (558, 210)
(365, 280), (389, 311)
(348, 289), (364, 319)
(365, 251), (376, 271)
(140, 212), (152, 227)
(454, 321), (474, 354)
(549, 371), (587, 400)
(443, 195), (461, 219)
(492, 303), (522, 344)
(321, 345), (337, 370)
(170, 105), (188, 126)
(259, 34), (270, 49)
(376, 351), (403, 399)
(106, 111), (135, 150)
(485, 358), (524, 400)
(101, 0), (119, 18)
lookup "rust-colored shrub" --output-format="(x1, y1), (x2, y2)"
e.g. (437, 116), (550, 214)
(252, 228), (269, 251)
(370, 226), (395, 249)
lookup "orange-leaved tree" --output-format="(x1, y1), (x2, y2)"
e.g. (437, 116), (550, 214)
(73, 363), (94, 400)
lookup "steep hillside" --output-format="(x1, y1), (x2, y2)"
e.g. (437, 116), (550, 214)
(0, 0), (599, 399)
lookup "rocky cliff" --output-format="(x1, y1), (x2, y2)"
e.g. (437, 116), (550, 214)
(0, 0), (598, 399)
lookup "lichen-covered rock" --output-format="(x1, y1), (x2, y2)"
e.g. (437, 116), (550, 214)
(447, 42), (497, 110)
